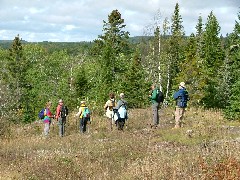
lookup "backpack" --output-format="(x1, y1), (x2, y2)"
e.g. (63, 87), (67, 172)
(178, 90), (189, 108)
(82, 107), (90, 119)
(118, 104), (127, 119)
(38, 108), (46, 119)
(156, 90), (164, 103)
(108, 99), (115, 111)
(60, 106), (68, 118)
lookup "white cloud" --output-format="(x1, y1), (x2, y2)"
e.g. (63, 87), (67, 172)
(0, 0), (239, 42)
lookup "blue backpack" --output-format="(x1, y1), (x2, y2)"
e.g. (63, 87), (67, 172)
(38, 108), (46, 119)
(178, 90), (189, 108)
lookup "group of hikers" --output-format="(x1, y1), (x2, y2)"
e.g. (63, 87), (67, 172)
(149, 82), (189, 129)
(39, 82), (189, 137)
(39, 99), (69, 137)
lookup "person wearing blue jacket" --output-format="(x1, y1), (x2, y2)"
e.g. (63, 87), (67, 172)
(173, 82), (189, 128)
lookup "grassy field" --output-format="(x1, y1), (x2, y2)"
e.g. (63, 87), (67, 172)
(0, 107), (240, 179)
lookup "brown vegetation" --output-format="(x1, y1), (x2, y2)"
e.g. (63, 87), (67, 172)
(0, 107), (240, 179)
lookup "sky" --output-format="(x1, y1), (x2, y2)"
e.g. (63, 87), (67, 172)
(0, 0), (239, 42)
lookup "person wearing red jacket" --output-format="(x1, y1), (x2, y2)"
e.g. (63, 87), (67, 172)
(55, 99), (68, 137)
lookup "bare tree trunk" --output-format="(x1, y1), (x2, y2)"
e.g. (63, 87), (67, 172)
(158, 30), (163, 92)
(165, 56), (171, 99)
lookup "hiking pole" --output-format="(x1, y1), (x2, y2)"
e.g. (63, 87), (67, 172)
(76, 116), (78, 133)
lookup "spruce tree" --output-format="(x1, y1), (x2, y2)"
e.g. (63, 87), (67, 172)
(224, 11), (240, 119)
(201, 11), (225, 108)
(91, 9), (131, 104)
(169, 3), (185, 90)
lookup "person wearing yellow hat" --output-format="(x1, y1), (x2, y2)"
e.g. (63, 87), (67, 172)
(76, 101), (91, 133)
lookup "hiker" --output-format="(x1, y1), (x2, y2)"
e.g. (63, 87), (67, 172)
(149, 84), (163, 128)
(76, 101), (91, 133)
(42, 101), (54, 137)
(114, 93), (128, 130)
(55, 99), (68, 137)
(104, 92), (116, 130)
(173, 82), (190, 128)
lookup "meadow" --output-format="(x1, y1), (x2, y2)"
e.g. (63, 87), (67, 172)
(0, 107), (240, 179)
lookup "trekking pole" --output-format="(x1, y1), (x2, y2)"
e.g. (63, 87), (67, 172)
(76, 116), (78, 133)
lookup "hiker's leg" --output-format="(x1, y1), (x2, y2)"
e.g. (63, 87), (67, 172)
(118, 119), (124, 130)
(44, 122), (50, 136)
(152, 103), (159, 126)
(174, 107), (181, 128)
(179, 108), (185, 127)
(83, 118), (87, 132)
(58, 117), (63, 137)
(62, 118), (66, 136)
(80, 118), (84, 133)
(121, 119), (126, 130)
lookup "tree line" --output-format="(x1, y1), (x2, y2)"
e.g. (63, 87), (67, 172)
(0, 3), (240, 123)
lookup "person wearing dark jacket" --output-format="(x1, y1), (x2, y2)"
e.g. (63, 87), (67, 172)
(173, 82), (189, 128)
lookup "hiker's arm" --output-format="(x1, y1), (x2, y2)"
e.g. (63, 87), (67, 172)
(115, 100), (122, 109)
(75, 107), (82, 117)
(173, 91), (180, 100)
(104, 101), (108, 110)
(55, 105), (60, 120)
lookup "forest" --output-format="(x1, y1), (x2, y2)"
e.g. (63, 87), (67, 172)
(0, 2), (240, 125)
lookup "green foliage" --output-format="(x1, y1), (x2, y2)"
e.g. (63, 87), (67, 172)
(201, 11), (225, 108)
(121, 52), (150, 108)
(223, 11), (240, 120)
(1, 7), (240, 122)
(89, 9), (132, 108)
(174, 33), (203, 106)
(169, 3), (185, 90)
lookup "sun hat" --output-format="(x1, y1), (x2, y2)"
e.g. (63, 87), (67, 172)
(80, 100), (86, 104)
(120, 93), (124, 98)
(179, 82), (185, 88)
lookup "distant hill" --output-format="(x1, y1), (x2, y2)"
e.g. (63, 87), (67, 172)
(0, 36), (153, 50)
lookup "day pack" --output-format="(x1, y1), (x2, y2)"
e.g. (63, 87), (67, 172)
(38, 108), (46, 119)
(178, 90), (189, 108)
(156, 90), (164, 103)
(60, 106), (68, 118)
(108, 99), (115, 111)
(82, 107), (91, 119)
(118, 104), (127, 119)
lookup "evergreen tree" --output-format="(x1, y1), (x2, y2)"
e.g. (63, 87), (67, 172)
(91, 9), (131, 105)
(224, 10), (240, 119)
(174, 33), (202, 106)
(201, 11), (225, 108)
(121, 52), (150, 108)
(169, 3), (185, 91)
(5, 35), (33, 122)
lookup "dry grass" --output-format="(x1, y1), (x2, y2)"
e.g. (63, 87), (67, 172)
(0, 107), (240, 180)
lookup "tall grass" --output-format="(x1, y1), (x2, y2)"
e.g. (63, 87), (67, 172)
(0, 107), (240, 179)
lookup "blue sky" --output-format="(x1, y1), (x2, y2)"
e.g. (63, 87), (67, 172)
(0, 0), (239, 42)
